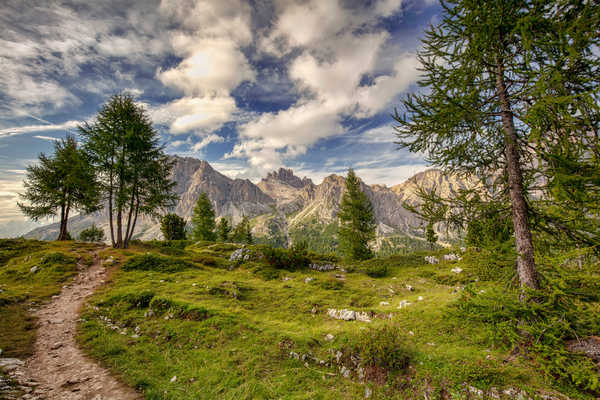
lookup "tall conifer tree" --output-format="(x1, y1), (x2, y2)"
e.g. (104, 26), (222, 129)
(338, 168), (376, 260)
(191, 193), (216, 241)
(393, 0), (599, 289)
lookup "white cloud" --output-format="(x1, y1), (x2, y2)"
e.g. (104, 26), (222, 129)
(152, 96), (237, 134)
(0, 121), (79, 138)
(33, 135), (60, 142)
(191, 134), (225, 152)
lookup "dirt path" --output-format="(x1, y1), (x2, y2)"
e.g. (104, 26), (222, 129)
(3, 251), (141, 400)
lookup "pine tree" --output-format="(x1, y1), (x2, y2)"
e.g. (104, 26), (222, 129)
(231, 216), (253, 244)
(393, 0), (599, 289)
(160, 213), (187, 240)
(18, 135), (100, 241)
(216, 217), (231, 242)
(337, 168), (376, 260)
(79, 93), (178, 248)
(425, 222), (437, 250)
(191, 193), (216, 241)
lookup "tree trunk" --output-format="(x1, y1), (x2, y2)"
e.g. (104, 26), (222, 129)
(124, 195), (140, 248)
(495, 60), (540, 290)
(108, 164), (115, 247)
(124, 179), (137, 247)
(62, 201), (71, 240)
(116, 206), (123, 248)
(57, 203), (66, 241)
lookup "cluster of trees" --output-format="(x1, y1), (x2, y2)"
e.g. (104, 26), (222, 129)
(394, 0), (599, 290)
(159, 192), (253, 244)
(20, 94), (178, 249)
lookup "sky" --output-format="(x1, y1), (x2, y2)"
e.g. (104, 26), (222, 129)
(0, 0), (441, 230)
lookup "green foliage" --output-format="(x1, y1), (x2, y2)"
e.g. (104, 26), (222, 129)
(465, 198), (513, 248)
(230, 216), (253, 244)
(18, 135), (100, 240)
(160, 213), (187, 240)
(319, 278), (344, 290)
(122, 254), (199, 273)
(262, 241), (309, 271)
(148, 297), (210, 321)
(191, 193), (216, 241)
(79, 224), (106, 243)
(288, 219), (339, 255)
(363, 260), (388, 278)
(79, 93), (178, 248)
(425, 222), (437, 249)
(451, 277), (600, 393)
(338, 168), (376, 260)
(0, 239), (44, 266)
(216, 217), (231, 242)
(357, 325), (412, 373)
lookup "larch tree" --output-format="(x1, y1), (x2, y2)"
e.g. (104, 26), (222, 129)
(393, 0), (599, 290)
(18, 135), (100, 241)
(216, 217), (232, 242)
(191, 192), (216, 241)
(337, 168), (376, 260)
(79, 93), (178, 248)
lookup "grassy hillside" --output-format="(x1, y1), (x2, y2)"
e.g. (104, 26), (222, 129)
(1, 239), (598, 399)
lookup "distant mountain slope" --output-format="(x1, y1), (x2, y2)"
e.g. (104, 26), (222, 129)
(24, 157), (477, 250)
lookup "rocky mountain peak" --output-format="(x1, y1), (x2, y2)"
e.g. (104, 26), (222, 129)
(264, 168), (312, 188)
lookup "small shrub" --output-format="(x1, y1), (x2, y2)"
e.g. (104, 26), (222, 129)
(262, 242), (310, 271)
(122, 254), (199, 273)
(364, 261), (388, 278)
(100, 290), (155, 309)
(357, 325), (412, 378)
(79, 225), (105, 242)
(208, 281), (245, 300)
(41, 252), (77, 266)
(253, 266), (281, 281)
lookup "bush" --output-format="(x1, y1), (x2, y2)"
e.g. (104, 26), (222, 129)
(160, 214), (187, 240)
(357, 325), (412, 373)
(41, 252), (77, 266)
(100, 290), (155, 309)
(122, 254), (199, 273)
(364, 260), (388, 278)
(79, 225), (105, 242)
(262, 242), (310, 271)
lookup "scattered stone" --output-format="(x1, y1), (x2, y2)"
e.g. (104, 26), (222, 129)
(397, 300), (411, 309)
(229, 248), (252, 262)
(50, 342), (63, 351)
(566, 336), (600, 361)
(365, 386), (372, 398)
(311, 307), (318, 314)
(29, 266), (39, 273)
(357, 366), (365, 381)
(327, 308), (371, 322)
(170, 376), (177, 383)
(405, 284), (414, 291)
(340, 366), (350, 378)
(424, 256), (439, 264)
(289, 351), (300, 360)
(417, 296), (424, 301)
(408, 331), (414, 336)
(460, 246), (466, 252)
(443, 253), (462, 262)
(451, 267), (463, 274)
(324, 334), (335, 341)
(379, 301), (390, 306)
(131, 334), (139, 339)
(304, 277), (314, 283)
(309, 263), (336, 271)
(192, 283), (197, 287)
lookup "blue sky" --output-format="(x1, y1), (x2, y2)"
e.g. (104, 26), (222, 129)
(0, 0), (440, 227)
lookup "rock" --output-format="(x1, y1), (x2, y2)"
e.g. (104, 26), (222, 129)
(311, 307), (318, 314)
(324, 334), (335, 341)
(357, 366), (365, 381)
(170, 376), (177, 383)
(282, 277), (291, 281)
(355, 312), (372, 323)
(451, 267), (463, 274)
(365, 387), (372, 398)
(304, 277), (314, 283)
(405, 284), (414, 291)
(229, 248), (251, 262)
(397, 300), (411, 309)
(289, 351), (300, 360)
(408, 331), (414, 336)
(192, 283), (197, 287)
(335, 351), (343, 364)
(29, 266), (39, 273)
(566, 336), (600, 361)
(340, 366), (350, 378)
(443, 253), (462, 261)
(328, 308), (355, 321)
(417, 296), (424, 301)
(309, 263), (336, 271)
(379, 301), (390, 306)
(424, 256), (439, 264)
(460, 246), (466, 252)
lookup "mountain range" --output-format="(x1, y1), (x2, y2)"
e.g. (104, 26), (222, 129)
(25, 156), (477, 253)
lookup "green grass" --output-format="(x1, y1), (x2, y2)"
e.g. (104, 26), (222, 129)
(1, 239), (597, 399)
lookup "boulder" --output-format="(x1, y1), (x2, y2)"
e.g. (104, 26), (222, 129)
(424, 256), (439, 264)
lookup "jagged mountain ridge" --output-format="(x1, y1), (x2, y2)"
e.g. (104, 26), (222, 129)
(25, 156), (474, 245)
